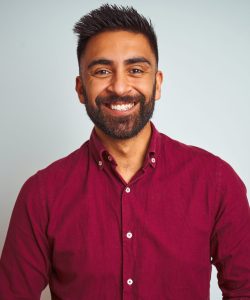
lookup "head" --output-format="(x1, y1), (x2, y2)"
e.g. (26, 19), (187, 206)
(73, 4), (159, 67)
(73, 4), (163, 139)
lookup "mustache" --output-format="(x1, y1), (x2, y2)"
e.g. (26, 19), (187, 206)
(96, 94), (145, 106)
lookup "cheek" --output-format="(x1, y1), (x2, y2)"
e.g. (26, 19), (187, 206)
(133, 78), (155, 97)
(85, 78), (109, 100)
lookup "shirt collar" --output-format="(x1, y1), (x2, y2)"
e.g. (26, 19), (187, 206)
(89, 129), (110, 169)
(142, 122), (158, 169)
(89, 122), (160, 170)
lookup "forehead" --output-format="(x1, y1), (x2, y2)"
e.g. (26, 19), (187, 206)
(81, 30), (156, 66)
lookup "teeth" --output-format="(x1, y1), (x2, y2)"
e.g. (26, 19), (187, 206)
(110, 103), (135, 111)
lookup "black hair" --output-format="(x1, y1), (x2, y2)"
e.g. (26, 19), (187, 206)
(73, 4), (158, 65)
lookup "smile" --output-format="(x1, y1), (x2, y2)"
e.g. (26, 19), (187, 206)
(106, 102), (135, 111)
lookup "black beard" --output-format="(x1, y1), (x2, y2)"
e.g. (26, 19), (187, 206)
(83, 83), (156, 140)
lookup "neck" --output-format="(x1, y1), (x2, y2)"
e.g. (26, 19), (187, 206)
(95, 122), (152, 183)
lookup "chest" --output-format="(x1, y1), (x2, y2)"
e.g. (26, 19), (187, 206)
(47, 166), (214, 265)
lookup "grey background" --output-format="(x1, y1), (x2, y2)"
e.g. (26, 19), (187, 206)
(0, 0), (249, 299)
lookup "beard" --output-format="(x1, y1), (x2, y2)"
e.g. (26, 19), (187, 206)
(83, 82), (156, 140)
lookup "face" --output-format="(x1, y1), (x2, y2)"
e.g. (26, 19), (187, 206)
(76, 30), (163, 139)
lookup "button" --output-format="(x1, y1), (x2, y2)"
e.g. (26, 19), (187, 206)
(98, 161), (103, 166)
(127, 278), (133, 285)
(125, 187), (130, 193)
(126, 232), (133, 239)
(151, 157), (156, 163)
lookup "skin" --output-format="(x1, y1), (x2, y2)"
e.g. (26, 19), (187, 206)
(75, 30), (163, 183)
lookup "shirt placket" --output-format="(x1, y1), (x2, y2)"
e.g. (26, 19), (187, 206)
(122, 185), (135, 299)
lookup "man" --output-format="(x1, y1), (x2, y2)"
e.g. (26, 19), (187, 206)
(0, 4), (249, 299)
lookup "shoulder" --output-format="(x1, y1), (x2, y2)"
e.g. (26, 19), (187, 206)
(158, 132), (246, 190)
(40, 140), (89, 175)
(159, 132), (220, 168)
(20, 140), (90, 196)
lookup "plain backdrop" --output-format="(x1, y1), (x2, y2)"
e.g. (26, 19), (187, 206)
(0, 1), (249, 299)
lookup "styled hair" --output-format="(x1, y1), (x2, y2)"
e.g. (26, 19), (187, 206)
(73, 4), (158, 66)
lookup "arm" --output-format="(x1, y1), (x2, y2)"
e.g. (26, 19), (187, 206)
(0, 174), (50, 300)
(210, 160), (250, 299)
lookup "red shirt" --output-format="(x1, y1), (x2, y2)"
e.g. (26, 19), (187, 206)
(0, 123), (250, 300)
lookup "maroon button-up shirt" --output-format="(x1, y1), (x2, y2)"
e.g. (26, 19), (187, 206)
(0, 123), (250, 299)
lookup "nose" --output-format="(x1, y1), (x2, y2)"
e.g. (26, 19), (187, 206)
(107, 70), (131, 96)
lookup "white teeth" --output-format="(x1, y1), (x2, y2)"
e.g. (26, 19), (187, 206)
(110, 103), (135, 111)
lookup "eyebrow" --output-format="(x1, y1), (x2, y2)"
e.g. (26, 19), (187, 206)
(87, 57), (151, 69)
(87, 59), (112, 69)
(124, 57), (151, 66)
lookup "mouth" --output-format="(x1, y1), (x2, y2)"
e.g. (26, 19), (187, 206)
(104, 102), (136, 112)
(110, 102), (135, 111)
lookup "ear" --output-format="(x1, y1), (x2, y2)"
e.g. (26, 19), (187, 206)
(75, 76), (85, 104)
(154, 70), (163, 101)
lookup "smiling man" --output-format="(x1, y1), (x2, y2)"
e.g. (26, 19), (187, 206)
(75, 28), (162, 183)
(0, 4), (250, 300)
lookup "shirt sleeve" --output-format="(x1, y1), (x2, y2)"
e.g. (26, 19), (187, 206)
(210, 159), (250, 299)
(0, 174), (50, 300)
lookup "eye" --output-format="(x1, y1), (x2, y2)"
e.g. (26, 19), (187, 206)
(92, 69), (112, 77)
(130, 68), (144, 74)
